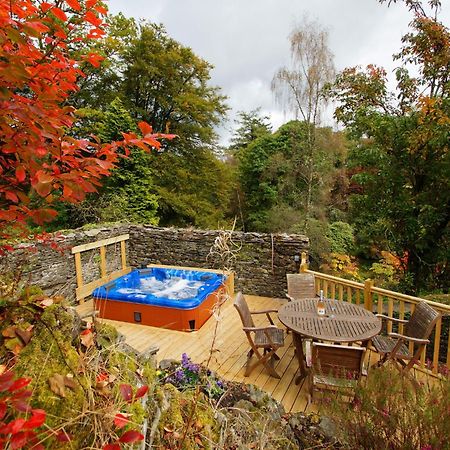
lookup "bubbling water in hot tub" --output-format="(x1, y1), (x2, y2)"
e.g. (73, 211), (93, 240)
(116, 275), (204, 300)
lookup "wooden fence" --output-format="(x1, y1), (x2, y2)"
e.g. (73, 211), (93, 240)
(299, 256), (450, 378)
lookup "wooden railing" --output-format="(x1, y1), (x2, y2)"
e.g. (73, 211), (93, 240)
(299, 261), (450, 378)
(72, 234), (130, 303)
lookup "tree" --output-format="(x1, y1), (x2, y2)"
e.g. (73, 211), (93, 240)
(238, 121), (342, 232)
(75, 15), (227, 152)
(229, 109), (272, 153)
(326, 0), (449, 291)
(272, 17), (335, 231)
(0, 1), (169, 244)
(68, 14), (231, 228)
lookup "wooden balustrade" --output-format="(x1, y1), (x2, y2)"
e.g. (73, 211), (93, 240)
(300, 265), (450, 378)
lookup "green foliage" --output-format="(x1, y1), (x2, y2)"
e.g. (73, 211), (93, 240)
(326, 221), (355, 254)
(327, 8), (450, 291)
(325, 367), (450, 450)
(229, 109), (272, 153)
(238, 121), (346, 233)
(67, 16), (233, 229)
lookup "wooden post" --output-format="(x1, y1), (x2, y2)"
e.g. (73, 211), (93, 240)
(364, 279), (374, 312)
(99, 246), (107, 278)
(300, 252), (308, 273)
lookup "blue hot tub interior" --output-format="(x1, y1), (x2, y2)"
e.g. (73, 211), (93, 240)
(93, 267), (226, 309)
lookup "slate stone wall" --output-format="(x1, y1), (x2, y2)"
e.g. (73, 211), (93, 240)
(2, 224), (309, 300)
(128, 225), (309, 298)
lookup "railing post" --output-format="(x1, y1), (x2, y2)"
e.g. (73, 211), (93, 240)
(364, 279), (374, 312)
(300, 252), (308, 273)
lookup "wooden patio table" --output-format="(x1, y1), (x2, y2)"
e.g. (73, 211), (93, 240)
(278, 298), (382, 384)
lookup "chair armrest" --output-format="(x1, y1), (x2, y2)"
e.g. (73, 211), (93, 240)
(250, 309), (278, 314)
(243, 325), (278, 333)
(376, 314), (408, 324)
(387, 332), (430, 344)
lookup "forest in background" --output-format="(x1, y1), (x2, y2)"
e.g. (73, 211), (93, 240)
(3, 1), (449, 296)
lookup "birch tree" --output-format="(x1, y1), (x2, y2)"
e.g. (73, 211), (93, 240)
(272, 18), (335, 231)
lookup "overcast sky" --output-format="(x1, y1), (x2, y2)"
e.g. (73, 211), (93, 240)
(108, 0), (449, 145)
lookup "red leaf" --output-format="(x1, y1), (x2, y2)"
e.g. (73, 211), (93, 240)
(8, 378), (31, 392)
(86, 52), (104, 68)
(10, 431), (27, 449)
(51, 7), (67, 22)
(8, 418), (26, 434)
(56, 431), (71, 442)
(84, 11), (102, 27)
(24, 409), (46, 429)
(40, 2), (52, 12)
(138, 121), (153, 136)
(0, 402), (6, 420)
(118, 384), (133, 403)
(16, 166), (26, 182)
(5, 191), (19, 203)
(103, 444), (121, 450)
(66, 0), (81, 11)
(134, 385), (149, 399)
(113, 413), (129, 429)
(118, 430), (144, 443)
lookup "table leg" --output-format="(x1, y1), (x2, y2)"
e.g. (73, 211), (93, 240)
(292, 332), (308, 384)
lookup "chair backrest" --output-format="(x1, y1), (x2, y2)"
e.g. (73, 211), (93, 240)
(287, 273), (316, 300)
(312, 342), (365, 379)
(405, 301), (441, 340)
(234, 292), (255, 329)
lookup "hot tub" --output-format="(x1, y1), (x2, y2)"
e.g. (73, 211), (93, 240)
(92, 266), (229, 331)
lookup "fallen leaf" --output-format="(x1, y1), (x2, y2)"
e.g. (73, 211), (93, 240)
(118, 430), (144, 443)
(108, 374), (117, 383)
(80, 329), (94, 348)
(39, 298), (53, 308)
(0, 365), (6, 375)
(194, 436), (204, 447)
(63, 375), (77, 390)
(52, 296), (64, 304)
(2, 326), (17, 338)
(119, 384), (133, 402)
(95, 381), (110, 396)
(113, 413), (130, 428)
(15, 328), (33, 345)
(48, 374), (65, 397)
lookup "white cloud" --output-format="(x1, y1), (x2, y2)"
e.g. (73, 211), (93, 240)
(107, 0), (450, 145)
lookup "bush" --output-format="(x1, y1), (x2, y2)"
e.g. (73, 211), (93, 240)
(324, 367), (450, 450)
(326, 221), (355, 254)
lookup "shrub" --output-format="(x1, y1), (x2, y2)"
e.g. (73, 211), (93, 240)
(326, 221), (355, 254)
(324, 367), (450, 450)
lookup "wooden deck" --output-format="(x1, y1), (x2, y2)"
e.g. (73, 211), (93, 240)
(76, 295), (413, 414)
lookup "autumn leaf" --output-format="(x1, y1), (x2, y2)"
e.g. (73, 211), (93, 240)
(80, 329), (94, 348)
(119, 384), (133, 402)
(66, 0), (81, 11)
(14, 328), (33, 346)
(118, 430), (144, 443)
(63, 375), (77, 390)
(134, 385), (149, 399)
(48, 374), (65, 397)
(103, 444), (120, 450)
(113, 413), (130, 428)
(24, 409), (46, 429)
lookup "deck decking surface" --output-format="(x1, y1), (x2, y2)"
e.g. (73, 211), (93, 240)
(76, 295), (416, 414)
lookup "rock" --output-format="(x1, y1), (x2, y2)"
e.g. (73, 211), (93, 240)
(159, 359), (178, 370)
(319, 415), (338, 441)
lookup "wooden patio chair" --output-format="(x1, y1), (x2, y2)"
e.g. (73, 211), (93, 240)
(309, 342), (366, 402)
(286, 273), (316, 302)
(234, 292), (285, 378)
(371, 301), (441, 374)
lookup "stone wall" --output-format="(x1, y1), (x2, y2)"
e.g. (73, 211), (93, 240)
(128, 225), (309, 298)
(2, 224), (309, 300)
